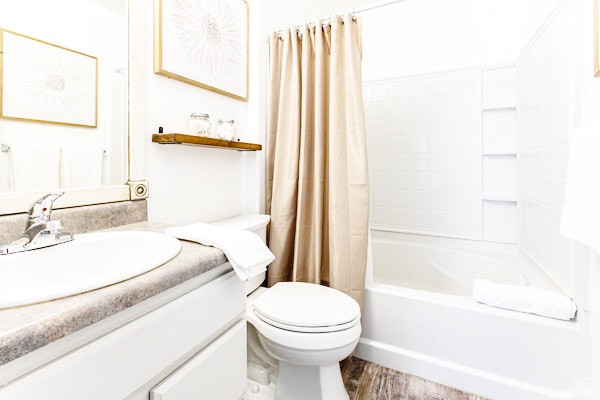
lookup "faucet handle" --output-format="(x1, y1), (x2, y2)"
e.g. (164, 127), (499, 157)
(44, 220), (63, 233)
(26, 192), (64, 228)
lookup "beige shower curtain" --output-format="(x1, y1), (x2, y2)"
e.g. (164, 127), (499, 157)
(265, 14), (369, 306)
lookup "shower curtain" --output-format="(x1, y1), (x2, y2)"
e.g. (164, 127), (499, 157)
(265, 14), (369, 306)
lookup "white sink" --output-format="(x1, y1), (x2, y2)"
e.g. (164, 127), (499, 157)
(0, 231), (182, 309)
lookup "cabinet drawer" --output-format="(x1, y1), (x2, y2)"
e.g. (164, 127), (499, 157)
(0, 271), (244, 400)
(151, 319), (246, 400)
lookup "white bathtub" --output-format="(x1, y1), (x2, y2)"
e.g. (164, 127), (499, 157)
(356, 230), (590, 400)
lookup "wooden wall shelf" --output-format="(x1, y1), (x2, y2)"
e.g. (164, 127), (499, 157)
(152, 133), (262, 151)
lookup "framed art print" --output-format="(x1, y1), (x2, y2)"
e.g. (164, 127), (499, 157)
(0, 29), (98, 127)
(154, 0), (249, 101)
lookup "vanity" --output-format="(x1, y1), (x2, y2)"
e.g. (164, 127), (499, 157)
(0, 1), (248, 397)
(0, 219), (247, 400)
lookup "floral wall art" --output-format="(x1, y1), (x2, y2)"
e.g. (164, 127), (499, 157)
(0, 29), (97, 127)
(154, 0), (248, 101)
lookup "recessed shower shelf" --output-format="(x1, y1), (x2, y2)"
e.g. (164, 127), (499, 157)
(482, 152), (516, 156)
(152, 133), (262, 151)
(483, 193), (517, 202)
(482, 105), (516, 111)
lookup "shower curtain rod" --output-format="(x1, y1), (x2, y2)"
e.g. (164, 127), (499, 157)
(274, 0), (407, 32)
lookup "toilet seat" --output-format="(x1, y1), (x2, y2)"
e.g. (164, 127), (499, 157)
(254, 312), (360, 333)
(247, 307), (362, 352)
(251, 282), (361, 333)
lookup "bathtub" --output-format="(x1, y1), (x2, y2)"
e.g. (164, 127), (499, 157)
(356, 229), (590, 400)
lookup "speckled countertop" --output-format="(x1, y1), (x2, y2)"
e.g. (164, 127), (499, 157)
(0, 221), (229, 366)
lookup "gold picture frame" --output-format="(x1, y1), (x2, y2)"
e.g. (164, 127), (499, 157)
(596, 0), (600, 77)
(154, 0), (249, 102)
(0, 29), (98, 128)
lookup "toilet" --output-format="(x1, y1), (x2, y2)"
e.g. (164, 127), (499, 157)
(213, 214), (362, 400)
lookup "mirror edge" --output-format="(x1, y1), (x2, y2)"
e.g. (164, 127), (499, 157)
(0, 0), (147, 216)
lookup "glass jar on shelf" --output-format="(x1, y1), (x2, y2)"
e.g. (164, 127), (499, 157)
(215, 119), (236, 141)
(188, 113), (211, 137)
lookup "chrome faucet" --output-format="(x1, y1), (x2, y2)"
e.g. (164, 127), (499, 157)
(0, 192), (74, 255)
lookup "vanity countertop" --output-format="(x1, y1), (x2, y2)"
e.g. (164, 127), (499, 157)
(0, 221), (229, 367)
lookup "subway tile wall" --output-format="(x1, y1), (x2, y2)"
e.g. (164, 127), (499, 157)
(516, 3), (570, 288)
(364, 71), (481, 239)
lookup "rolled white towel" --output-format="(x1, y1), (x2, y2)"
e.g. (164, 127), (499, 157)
(9, 145), (60, 192)
(165, 223), (275, 281)
(60, 146), (104, 188)
(472, 279), (577, 321)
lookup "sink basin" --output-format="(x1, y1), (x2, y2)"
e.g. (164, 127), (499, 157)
(0, 231), (181, 309)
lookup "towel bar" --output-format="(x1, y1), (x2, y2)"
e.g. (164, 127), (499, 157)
(1, 144), (106, 154)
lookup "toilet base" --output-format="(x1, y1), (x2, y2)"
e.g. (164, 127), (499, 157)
(274, 361), (349, 400)
(247, 379), (276, 400)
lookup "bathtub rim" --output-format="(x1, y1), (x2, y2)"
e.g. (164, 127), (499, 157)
(367, 228), (566, 296)
(366, 229), (578, 326)
(370, 237), (529, 290)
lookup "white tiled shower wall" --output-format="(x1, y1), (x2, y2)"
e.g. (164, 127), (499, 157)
(363, 71), (481, 239)
(516, 2), (571, 288)
(363, 0), (577, 291)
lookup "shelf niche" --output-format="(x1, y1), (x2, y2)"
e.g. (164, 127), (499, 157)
(482, 108), (516, 154)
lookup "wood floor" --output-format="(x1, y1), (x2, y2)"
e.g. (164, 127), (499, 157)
(340, 357), (488, 400)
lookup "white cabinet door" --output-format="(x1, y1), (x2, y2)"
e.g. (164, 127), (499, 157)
(0, 272), (244, 400)
(151, 320), (246, 400)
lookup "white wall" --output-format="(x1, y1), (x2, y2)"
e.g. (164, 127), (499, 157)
(0, 0), (127, 190)
(516, 1), (571, 292)
(264, 1), (319, 29)
(144, 0), (321, 225)
(360, 0), (561, 81)
(143, 1), (248, 225)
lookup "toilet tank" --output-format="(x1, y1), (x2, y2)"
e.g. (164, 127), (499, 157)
(212, 214), (271, 295)
(212, 214), (270, 243)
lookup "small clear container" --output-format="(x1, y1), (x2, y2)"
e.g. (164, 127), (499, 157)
(189, 113), (211, 137)
(215, 119), (236, 141)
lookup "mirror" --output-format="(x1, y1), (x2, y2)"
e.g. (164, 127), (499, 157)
(0, 0), (128, 194)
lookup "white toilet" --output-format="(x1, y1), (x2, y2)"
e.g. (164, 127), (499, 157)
(213, 214), (362, 400)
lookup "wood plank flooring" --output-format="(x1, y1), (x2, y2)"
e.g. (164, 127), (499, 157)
(340, 357), (488, 400)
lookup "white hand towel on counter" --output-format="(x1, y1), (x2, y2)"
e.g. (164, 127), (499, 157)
(60, 146), (104, 188)
(9, 145), (60, 192)
(560, 124), (600, 254)
(472, 279), (577, 321)
(165, 223), (276, 281)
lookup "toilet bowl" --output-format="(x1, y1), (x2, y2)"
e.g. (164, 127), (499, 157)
(213, 215), (362, 400)
(247, 282), (361, 400)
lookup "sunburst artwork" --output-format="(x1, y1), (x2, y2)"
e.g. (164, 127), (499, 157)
(155, 0), (248, 101)
(0, 30), (97, 127)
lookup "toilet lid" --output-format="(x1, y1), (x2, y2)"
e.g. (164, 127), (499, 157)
(252, 282), (361, 333)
